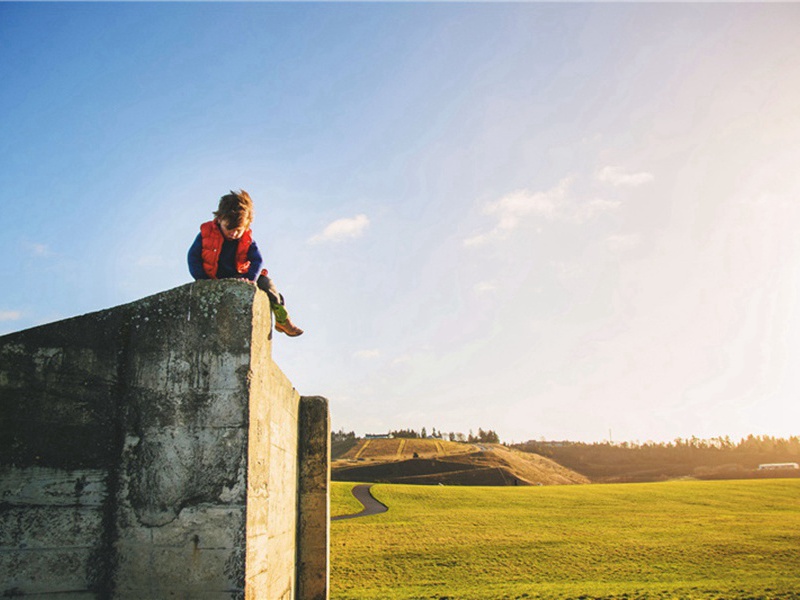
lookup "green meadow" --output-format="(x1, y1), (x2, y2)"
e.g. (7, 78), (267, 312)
(331, 479), (800, 600)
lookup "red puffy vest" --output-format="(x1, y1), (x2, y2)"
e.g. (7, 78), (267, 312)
(200, 220), (253, 279)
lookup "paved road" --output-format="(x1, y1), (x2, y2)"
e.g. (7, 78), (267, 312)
(331, 484), (388, 521)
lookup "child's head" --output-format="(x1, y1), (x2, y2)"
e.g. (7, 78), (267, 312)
(214, 190), (253, 239)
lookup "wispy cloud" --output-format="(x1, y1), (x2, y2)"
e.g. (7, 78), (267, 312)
(464, 178), (620, 247)
(605, 233), (642, 253)
(574, 198), (622, 222)
(474, 281), (497, 294)
(596, 166), (654, 187)
(23, 241), (52, 257)
(354, 349), (381, 359)
(552, 261), (585, 283)
(464, 179), (569, 247)
(0, 310), (22, 322)
(309, 214), (369, 244)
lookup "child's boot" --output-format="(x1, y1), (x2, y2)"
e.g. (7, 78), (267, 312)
(275, 317), (304, 337)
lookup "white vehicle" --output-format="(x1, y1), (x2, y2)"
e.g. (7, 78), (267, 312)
(757, 462), (800, 470)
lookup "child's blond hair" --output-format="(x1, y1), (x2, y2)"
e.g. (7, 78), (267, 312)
(214, 190), (253, 228)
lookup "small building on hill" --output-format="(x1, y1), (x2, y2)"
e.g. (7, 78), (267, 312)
(757, 462), (800, 470)
(365, 433), (392, 439)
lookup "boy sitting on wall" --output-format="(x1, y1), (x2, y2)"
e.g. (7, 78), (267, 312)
(188, 190), (303, 337)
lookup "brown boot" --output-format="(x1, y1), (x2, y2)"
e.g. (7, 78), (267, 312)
(275, 317), (304, 337)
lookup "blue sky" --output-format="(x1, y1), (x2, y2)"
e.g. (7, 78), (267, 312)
(2, 2), (799, 443)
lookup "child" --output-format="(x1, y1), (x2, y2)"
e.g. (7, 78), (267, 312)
(188, 190), (303, 337)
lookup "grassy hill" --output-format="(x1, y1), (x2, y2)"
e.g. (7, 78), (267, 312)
(332, 438), (588, 486)
(330, 479), (800, 599)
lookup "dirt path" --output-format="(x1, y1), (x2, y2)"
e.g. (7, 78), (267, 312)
(331, 484), (388, 521)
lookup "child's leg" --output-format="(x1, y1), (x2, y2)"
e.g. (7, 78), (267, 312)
(256, 271), (287, 321)
(257, 270), (303, 336)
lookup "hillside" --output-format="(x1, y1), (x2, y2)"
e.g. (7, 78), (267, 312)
(332, 438), (588, 486)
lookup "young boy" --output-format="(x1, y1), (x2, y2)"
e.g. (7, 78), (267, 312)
(188, 190), (303, 337)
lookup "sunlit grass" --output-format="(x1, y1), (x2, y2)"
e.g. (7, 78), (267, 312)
(331, 479), (366, 516)
(331, 479), (800, 599)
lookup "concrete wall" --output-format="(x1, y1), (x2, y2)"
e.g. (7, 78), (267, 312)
(296, 397), (330, 600)
(0, 280), (329, 599)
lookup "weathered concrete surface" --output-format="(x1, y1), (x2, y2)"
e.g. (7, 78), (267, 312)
(0, 280), (330, 599)
(297, 397), (331, 600)
(244, 293), (298, 600)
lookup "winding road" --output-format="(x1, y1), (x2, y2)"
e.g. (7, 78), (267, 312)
(331, 484), (388, 521)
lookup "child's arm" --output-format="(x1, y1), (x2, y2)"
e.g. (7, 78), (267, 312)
(245, 239), (265, 281)
(187, 233), (209, 280)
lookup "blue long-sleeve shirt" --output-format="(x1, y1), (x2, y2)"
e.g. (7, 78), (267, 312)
(187, 232), (264, 281)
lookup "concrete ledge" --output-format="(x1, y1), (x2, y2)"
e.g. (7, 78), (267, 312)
(0, 280), (329, 599)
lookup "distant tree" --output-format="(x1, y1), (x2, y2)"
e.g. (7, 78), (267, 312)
(390, 428), (419, 439)
(468, 428), (500, 444)
(331, 429), (356, 443)
(482, 429), (500, 444)
(421, 427), (427, 439)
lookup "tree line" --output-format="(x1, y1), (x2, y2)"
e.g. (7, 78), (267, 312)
(512, 435), (800, 482)
(388, 427), (500, 444)
(331, 427), (501, 444)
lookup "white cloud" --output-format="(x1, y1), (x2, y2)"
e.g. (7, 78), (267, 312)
(605, 233), (642, 253)
(22, 241), (52, 257)
(464, 177), (622, 247)
(463, 231), (494, 248)
(552, 261), (585, 283)
(486, 182), (567, 223)
(354, 349), (381, 359)
(0, 310), (22, 322)
(573, 198), (623, 222)
(597, 166), (654, 187)
(474, 281), (497, 294)
(309, 214), (369, 244)
(464, 179), (569, 247)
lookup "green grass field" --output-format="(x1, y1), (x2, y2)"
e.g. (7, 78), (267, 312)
(331, 479), (800, 600)
(332, 478), (369, 515)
